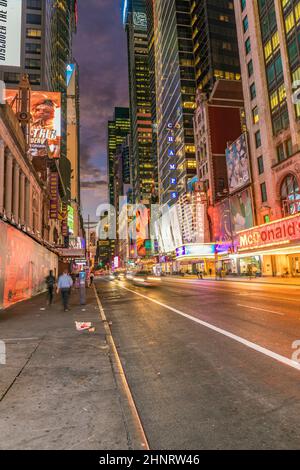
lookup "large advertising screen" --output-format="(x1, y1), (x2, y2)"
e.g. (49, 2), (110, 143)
(226, 133), (251, 194)
(6, 90), (62, 159)
(0, 0), (22, 67)
(230, 188), (254, 234)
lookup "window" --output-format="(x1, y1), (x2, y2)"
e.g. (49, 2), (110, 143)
(25, 42), (41, 54)
(252, 106), (259, 124)
(243, 16), (249, 33)
(257, 156), (264, 175)
(245, 37), (251, 54)
(277, 143), (285, 162)
(27, 0), (42, 9)
(247, 60), (253, 77)
(281, 174), (300, 215)
(255, 130), (262, 148)
(250, 82), (256, 100)
(26, 28), (41, 38)
(26, 14), (41, 25)
(261, 182), (268, 203)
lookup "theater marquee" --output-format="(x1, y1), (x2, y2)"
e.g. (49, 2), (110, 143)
(238, 214), (300, 251)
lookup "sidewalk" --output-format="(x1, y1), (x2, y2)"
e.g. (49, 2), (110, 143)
(165, 275), (300, 287)
(0, 287), (136, 450)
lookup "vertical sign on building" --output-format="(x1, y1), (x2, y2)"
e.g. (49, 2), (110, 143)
(0, 0), (23, 67)
(49, 173), (59, 219)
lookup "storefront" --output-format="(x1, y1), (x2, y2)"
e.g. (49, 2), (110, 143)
(175, 244), (219, 275)
(235, 213), (300, 277)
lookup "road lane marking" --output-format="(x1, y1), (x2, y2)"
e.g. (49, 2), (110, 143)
(93, 286), (149, 450)
(237, 304), (285, 316)
(121, 286), (300, 373)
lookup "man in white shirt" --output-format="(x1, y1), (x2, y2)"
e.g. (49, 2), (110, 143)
(57, 269), (73, 312)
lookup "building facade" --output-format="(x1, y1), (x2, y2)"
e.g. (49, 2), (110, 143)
(107, 107), (130, 206)
(124, 0), (156, 204)
(153, 0), (197, 206)
(233, 0), (300, 276)
(0, 103), (58, 309)
(192, 0), (241, 93)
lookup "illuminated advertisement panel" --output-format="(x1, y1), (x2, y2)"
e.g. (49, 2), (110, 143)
(230, 188), (254, 234)
(0, 0), (22, 67)
(176, 244), (216, 259)
(226, 133), (251, 194)
(211, 200), (233, 242)
(0, 220), (58, 309)
(6, 90), (62, 159)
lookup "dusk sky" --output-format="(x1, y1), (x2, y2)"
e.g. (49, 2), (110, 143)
(73, 0), (129, 221)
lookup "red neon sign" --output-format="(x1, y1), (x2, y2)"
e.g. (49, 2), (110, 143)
(238, 214), (300, 250)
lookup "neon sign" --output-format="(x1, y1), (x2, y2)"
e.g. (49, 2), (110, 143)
(238, 214), (300, 250)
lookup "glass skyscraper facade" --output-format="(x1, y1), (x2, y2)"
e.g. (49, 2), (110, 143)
(124, 0), (156, 204)
(107, 107), (130, 206)
(154, 0), (197, 206)
(192, 0), (241, 93)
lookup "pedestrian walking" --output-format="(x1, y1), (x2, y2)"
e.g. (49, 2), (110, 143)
(57, 269), (73, 312)
(89, 271), (95, 287)
(45, 270), (56, 306)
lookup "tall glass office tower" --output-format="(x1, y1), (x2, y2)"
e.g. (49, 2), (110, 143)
(123, 0), (157, 204)
(153, 0), (197, 206)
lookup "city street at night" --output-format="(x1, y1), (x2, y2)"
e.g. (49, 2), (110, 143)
(3, 0), (300, 459)
(95, 277), (300, 450)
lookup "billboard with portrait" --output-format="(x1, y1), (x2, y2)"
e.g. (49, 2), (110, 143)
(0, 0), (22, 67)
(226, 133), (251, 194)
(230, 188), (254, 234)
(6, 90), (62, 159)
(211, 200), (233, 242)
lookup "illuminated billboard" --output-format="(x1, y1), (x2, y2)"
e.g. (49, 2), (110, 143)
(230, 188), (254, 234)
(0, 0), (22, 67)
(226, 133), (251, 194)
(6, 90), (62, 159)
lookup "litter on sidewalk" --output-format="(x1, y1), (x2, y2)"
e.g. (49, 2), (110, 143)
(75, 321), (93, 332)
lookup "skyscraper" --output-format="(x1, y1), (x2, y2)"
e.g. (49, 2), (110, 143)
(153, 0), (197, 206)
(107, 107), (130, 206)
(124, 0), (156, 204)
(0, 0), (77, 92)
(192, 0), (241, 94)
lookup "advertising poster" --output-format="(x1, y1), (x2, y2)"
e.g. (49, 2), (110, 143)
(212, 200), (233, 242)
(6, 90), (62, 159)
(0, 220), (58, 309)
(230, 188), (254, 234)
(226, 133), (251, 194)
(0, 0), (22, 67)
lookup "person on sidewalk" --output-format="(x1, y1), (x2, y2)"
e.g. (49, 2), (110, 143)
(89, 271), (95, 287)
(45, 270), (56, 306)
(57, 269), (73, 312)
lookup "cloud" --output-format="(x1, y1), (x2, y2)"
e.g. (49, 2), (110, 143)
(81, 180), (107, 190)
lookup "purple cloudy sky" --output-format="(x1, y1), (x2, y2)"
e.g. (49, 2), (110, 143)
(73, 0), (129, 220)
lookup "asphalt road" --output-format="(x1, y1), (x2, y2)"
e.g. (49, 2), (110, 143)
(96, 277), (300, 450)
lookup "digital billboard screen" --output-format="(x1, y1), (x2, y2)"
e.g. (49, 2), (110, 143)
(0, 0), (22, 67)
(226, 133), (251, 194)
(6, 90), (62, 159)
